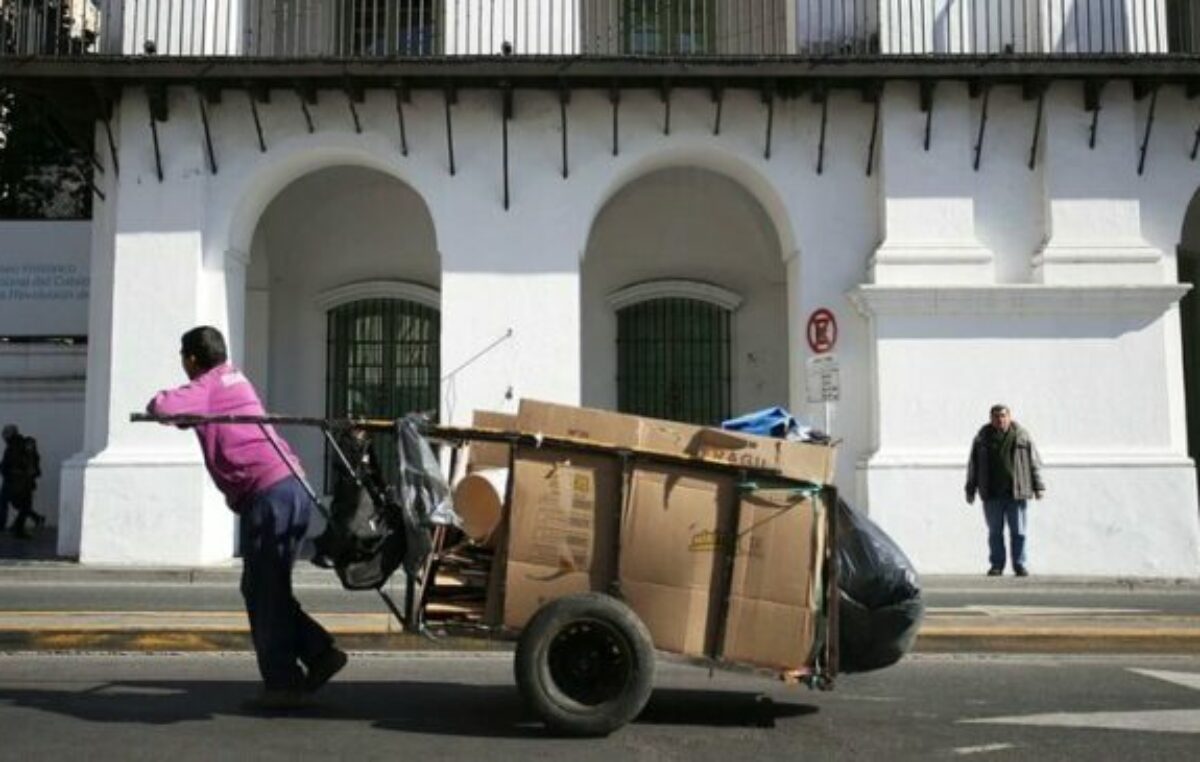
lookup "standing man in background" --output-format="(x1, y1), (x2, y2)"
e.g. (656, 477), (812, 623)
(147, 326), (347, 710)
(965, 404), (1045, 577)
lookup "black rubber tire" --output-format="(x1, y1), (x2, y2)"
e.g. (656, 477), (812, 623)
(514, 592), (655, 737)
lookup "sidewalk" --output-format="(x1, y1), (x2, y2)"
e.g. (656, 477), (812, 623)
(0, 560), (1196, 655)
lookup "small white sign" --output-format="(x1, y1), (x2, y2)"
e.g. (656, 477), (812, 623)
(806, 354), (840, 403)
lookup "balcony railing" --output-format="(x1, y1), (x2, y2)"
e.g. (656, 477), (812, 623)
(0, 1), (1197, 59)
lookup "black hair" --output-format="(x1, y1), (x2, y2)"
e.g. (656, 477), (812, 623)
(180, 326), (228, 371)
(990, 404), (1010, 416)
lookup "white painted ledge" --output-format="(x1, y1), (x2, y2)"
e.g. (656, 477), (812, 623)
(847, 284), (1191, 317)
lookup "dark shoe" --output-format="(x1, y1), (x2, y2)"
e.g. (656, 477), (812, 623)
(10, 530), (31, 540)
(987, 568), (1003, 576)
(305, 648), (348, 693)
(242, 688), (313, 712)
(1014, 566), (1029, 577)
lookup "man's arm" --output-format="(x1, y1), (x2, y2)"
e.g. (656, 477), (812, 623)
(147, 379), (209, 418)
(1030, 438), (1046, 499)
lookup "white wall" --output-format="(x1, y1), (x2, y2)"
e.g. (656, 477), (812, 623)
(59, 75), (1200, 573)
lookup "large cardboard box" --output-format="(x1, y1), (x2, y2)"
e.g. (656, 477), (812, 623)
(721, 489), (827, 670)
(469, 410), (517, 471)
(619, 465), (736, 657)
(516, 399), (642, 450)
(503, 447), (621, 628)
(638, 417), (836, 485)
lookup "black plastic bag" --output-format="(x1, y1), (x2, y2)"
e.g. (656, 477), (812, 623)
(313, 430), (407, 591)
(836, 499), (925, 673)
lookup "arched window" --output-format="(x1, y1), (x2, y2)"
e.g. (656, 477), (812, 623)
(610, 280), (740, 426)
(323, 286), (440, 482)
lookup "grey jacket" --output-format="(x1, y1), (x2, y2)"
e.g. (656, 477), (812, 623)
(965, 422), (1045, 501)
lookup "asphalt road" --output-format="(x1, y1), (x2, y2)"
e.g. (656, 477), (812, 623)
(0, 653), (1196, 761)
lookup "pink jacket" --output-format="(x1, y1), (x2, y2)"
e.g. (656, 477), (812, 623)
(148, 363), (304, 510)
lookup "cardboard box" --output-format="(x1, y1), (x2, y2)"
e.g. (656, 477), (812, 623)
(721, 489), (827, 670)
(503, 447), (621, 628)
(638, 417), (836, 485)
(469, 410), (517, 471)
(516, 399), (642, 450)
(619, 465), (735, 657)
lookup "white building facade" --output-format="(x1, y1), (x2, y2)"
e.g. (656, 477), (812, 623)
(2, 0), (1200, 575)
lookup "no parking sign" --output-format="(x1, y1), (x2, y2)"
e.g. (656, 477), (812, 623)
(806, 308), (838, 354)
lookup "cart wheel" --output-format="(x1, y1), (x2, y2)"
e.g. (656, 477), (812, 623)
(514, 592), (655, 737)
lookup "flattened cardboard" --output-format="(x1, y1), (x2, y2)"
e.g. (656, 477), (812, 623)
(469, 410), (517, 471)
(503, 447), (620, 628)
(638, 417), (836, 485)
(619, 465), (735, 656)
(516, 399), (642, 450)
(722, 490), (826, 670)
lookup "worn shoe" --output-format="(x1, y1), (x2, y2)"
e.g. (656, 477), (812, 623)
(305, 648), (348, 693)
(1014, 566), (1029, 577)
(987, 568), (1003, 576)
(10, 530), (31, 540)
(242, 688), (313, 712)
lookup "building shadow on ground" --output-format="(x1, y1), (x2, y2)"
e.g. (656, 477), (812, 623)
(0, 679), (817, 737)
(0, 528), (60, 560)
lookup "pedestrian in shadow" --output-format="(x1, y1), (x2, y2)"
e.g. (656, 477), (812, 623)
(1, 425), (46, 538)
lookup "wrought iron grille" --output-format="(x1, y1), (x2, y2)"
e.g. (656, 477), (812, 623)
(325, 297), (439, 485)
(616, 296), (731, 426)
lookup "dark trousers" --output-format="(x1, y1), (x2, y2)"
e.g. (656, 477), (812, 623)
(239, 477), (334, 690)
(0, 483), (37, 533)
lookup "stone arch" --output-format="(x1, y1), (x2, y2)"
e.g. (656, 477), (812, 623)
(579, 155), (790, 421)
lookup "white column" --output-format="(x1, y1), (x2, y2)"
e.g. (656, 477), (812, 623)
(1035, 82), (1163, 285)
(62, 90), (234, 564)
(871, 83), (993, 285)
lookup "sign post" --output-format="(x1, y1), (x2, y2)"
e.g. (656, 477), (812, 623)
(805, 308), (840, 436)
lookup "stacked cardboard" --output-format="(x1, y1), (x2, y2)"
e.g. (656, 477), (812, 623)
(498, 399), (834, 671)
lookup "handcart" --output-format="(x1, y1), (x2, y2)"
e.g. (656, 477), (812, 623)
(133, 410), (840, 736)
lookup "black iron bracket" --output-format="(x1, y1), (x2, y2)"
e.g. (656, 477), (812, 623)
(248, 84), (269, 152)
(196, 89), (217, 174)
(661, 81), (672, 136)
(394, 82), (409, 155)
(146, 83), (167, 182)
(971, 82), (991, 172)
(1084, 80), (1104, 149)
(444, 86), (457, 176)
(559, 85), (570, 178)
(862, 82), (882, 177)
(345, 80), (364, 134)
(501, 85), (513, 210)
(295, 81), (317, 134)
(762, 81), (776, 160)
(91, 84), (120, 178)
(918, 80), (935, 151)
(610, 85), (620, 156)
(711, 83), (724, 136)
(813, 85), (828, 175)
(1024, 81), (1047, 170)
(1135, 82), (1159, 176)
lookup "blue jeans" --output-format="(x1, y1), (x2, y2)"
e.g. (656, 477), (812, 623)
(983, 498), (1028, 571)
(239, 477), (334, 690)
